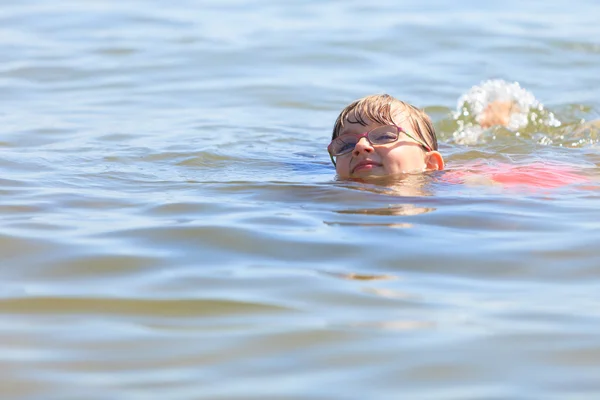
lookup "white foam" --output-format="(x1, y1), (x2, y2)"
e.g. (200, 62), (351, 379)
(452, 79), (561, 145)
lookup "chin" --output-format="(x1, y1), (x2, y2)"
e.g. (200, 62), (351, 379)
(351, 165), (388, 178)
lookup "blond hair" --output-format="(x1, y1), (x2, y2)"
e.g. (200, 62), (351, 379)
(332, 94), (438, 151)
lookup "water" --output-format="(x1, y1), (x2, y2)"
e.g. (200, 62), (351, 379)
(1, 0), (600, 398)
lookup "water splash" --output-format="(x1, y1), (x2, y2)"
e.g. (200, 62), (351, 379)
(452, 80), (561, 145)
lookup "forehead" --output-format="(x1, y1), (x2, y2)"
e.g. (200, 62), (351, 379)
(338, 104), (410, 134)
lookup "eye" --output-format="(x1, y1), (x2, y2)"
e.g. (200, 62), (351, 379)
(336, 139), (356, 153)
(371, 130), (398, 143)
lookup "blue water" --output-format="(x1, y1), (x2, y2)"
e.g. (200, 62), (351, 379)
(1, 0), (600, 399)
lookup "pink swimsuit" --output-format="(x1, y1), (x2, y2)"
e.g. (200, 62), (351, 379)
(444, 161), (589, 189)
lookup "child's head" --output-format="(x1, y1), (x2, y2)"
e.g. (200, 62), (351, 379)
(328, 94), (444, 179)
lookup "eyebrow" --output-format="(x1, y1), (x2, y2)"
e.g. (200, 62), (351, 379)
(337, 126), (366, 137)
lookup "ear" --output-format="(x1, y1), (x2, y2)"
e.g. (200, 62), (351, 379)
(425, 151), (444, 171)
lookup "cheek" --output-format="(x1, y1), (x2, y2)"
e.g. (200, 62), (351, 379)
(379, 147), (423, 171)
(335, 156), (351, 177)
(378, 147), (404, 165)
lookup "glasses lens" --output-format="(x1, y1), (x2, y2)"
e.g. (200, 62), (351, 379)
(369, 126), (399, 144)
(331, 136), (359, 155)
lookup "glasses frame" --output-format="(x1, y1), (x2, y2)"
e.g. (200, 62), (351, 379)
(327, 124), (432, 166)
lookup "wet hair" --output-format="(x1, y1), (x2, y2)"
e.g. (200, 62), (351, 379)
(331, 94), (438, 151)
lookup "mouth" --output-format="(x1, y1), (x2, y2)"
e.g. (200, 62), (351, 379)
(352, 160), (382, 174)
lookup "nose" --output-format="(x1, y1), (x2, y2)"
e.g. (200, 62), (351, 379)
(352, 137), (374, 156)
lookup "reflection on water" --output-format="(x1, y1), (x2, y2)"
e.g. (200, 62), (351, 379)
(1, 0), (600, 398)
(323, 272), (398, 281)
(336, 205), (436, 216)
(328, 203), (435, 227)
(336, 173), (437, 197)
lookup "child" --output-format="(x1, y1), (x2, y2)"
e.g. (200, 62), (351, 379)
(328, 91), (590, 188)
(328, 94), (444, 180)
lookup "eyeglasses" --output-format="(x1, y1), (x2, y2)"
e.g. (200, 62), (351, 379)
(327, 124), (432, 166)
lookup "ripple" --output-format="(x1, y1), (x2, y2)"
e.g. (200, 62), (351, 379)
(0, 296), (291, 317)
(0, 0), (599, 397)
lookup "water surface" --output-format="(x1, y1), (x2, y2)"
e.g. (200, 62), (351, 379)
(1, 0), (600, 398)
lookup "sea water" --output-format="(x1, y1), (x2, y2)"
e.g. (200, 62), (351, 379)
(1, 0), (600, 398)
